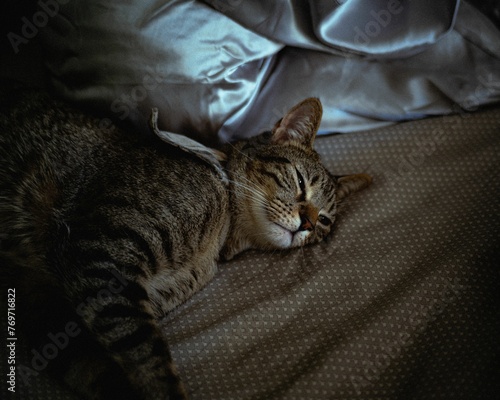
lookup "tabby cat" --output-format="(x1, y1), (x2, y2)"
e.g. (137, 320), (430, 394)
(0, 90), (371, 400)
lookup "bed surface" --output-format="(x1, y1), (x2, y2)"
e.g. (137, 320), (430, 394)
(4, 104), (499, 400)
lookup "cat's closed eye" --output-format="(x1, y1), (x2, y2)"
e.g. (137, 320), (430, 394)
(318, 215), (333, 226)
(295, 167), (306, 199)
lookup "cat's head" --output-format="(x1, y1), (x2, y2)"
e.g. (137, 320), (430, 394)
(223, 98), (371, 259)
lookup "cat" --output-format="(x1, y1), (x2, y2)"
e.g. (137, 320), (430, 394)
(0, 89), (371, 400)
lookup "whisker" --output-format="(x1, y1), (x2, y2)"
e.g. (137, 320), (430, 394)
(224, 141), (254, 163)
(226, 178), (269, 208)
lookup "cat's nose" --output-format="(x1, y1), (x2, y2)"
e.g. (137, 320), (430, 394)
(299, 214), (314, 231)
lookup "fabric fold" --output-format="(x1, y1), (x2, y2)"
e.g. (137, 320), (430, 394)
(40, 0), (500, 143)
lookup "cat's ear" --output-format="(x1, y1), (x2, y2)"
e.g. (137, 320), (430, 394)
(336, 173), (373, 202)
(271, 98), (323, 147)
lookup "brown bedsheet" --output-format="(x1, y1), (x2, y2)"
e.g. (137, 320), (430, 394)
(3, 106), (499, 399)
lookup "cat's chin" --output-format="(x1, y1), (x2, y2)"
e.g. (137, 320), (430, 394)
(267, 223), (294, 248)
(267, 222), (309, 250)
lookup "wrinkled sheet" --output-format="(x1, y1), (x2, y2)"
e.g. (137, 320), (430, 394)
(40, 0), (500, 143)
(4, 98), (499, 400)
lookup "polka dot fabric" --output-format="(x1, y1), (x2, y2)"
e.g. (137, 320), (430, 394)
(2, 107), (499, 399)
(163, 108), (500, 400)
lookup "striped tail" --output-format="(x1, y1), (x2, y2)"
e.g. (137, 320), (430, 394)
(60, 263), (187, 400)
(16, 263), (187, 400)
(30, 212), (189, 400)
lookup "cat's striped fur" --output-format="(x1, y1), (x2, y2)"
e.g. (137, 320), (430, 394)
(0, 90), (371, 399)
